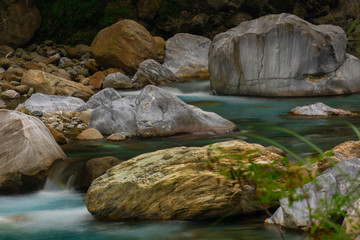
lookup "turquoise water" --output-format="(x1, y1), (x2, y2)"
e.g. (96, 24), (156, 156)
(0, 190), (306, 240)
(3, 79), (360, 239)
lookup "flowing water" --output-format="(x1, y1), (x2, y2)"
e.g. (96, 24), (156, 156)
(3, 79), (360, 239)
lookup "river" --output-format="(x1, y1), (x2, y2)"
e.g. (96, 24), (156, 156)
(3, 79), (360, 239)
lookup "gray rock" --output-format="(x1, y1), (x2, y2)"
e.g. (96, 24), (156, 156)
(0, 90), (20, 99)
(133, 59), (178, 88)
(76, 88), (122, 112)
(0, 99), (6, 109)
(88, 85), (237, 137)
(266, 158), (360, 229)
(289, 102), (356, 116)
(135, 85), (237, 137)
(343, 198), (360, 238)
(102, 72), (133, 89)
(0, 110), (66, 194)
(209, 13), (360, 97)
(163, 33), (211, 79)
(18, 93), (85, 116)
(90, 98), (137, 136)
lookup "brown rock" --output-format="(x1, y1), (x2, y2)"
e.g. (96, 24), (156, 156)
(86, 140), (286, 221)
(85, 156), (123, 183)
(22, 70), (94, 99)
(3, 71), (20, 82)
(67, 44), (90, 59)
(0, 58), (13, 69)
(76, 128), (103, 141)
(103, 68), (124, 75)
(90, 19), (157, 75)
(47, 125), (67, 144)
(137, 0), (162, 20)
(88, 71), (105, 89)
(24, 61), (41, 70)
(14, 84), (29, 94)
(153, 36), (165, 63)
(0, 1), (41, 48)
(318, 140), (360, 172)
(107, 132), (127, 141)
(0, 81), (16, 91)
(83, 60), (99, 74)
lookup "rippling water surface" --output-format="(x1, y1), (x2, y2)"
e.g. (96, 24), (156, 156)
(3, 79), (360, 239)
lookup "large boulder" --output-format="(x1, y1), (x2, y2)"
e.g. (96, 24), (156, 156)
(135, 85), (237, 137)
(85, 86), (237, 137)
(90, 97), (138, 136)
(76, 88), (122, 112)
(132, 59), (178, 88)
(0, 0), (41, 48)
(86, 140), (286, 220)
(209, 13), (360, 97)
(163, 33), (211, 79)
(22, 70), (94, 99)
(266, 158), (360, 229)
(0, 110), (66, 194)
(90, 19), (157, 75)
(18, 93), (85, 116)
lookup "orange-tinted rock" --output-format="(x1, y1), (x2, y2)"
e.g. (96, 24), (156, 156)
(153, 36), (165, 63)
(88, 71), (105, 89)
(76, 128), (103, 141)
(90, 19), (157, 75)
(22, 70), (94, 99)
(47, 125), (67, 144)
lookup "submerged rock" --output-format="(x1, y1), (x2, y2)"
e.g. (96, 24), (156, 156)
(0, 110), (66, 194)
(86, 140), (286, 221)
(266, 158), (360, 230)
(209, 13), (360, 96)
(163, 33), (211, 79)
(289, 102), (356, 116)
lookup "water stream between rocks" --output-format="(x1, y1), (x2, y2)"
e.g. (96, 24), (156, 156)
(3, 80), (360, 239)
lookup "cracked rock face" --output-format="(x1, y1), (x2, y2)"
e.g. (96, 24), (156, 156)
(266, 158), (360, 230)
(86, 85), (237, 137)
(0, 109), (66, 194)
(0, 0), (41, 48)
(209, 13), (360, 97)
(86, 140), (286, 221)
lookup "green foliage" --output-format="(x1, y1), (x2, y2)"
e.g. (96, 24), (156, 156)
(35, 0), (135, 45)
(213, 125), (360, 239)
(347, 19), (358, 37)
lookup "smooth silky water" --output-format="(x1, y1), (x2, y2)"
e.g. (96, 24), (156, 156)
(4, 79), (360, 239)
